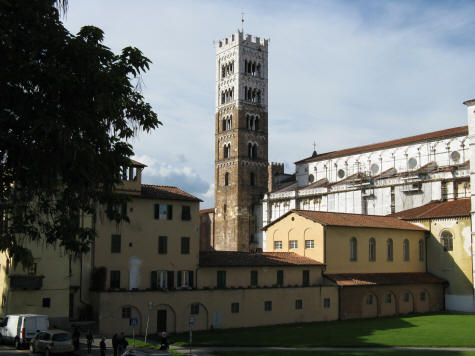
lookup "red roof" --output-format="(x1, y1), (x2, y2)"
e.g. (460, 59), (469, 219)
(325, 273), (446, 286)
(199, 251), (323, 267)
(200, 208), (215, 214)
(141, 184), (202, 202)
(296, 126), (468, 164)
(263, 210), (427, 232)
(389, 199), (470, 220)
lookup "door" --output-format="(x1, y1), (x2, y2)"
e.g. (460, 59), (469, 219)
(157, 310), (167, 332)
(212, 312), (222, 329)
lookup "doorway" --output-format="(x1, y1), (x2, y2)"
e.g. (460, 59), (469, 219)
(157, 309), (167, 332)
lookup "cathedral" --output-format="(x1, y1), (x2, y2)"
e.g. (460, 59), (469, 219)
(205, 30), (475, 313)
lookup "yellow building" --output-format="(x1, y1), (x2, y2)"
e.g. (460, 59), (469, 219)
(263, 210), (446, 319)
(391, 199), (473, 311)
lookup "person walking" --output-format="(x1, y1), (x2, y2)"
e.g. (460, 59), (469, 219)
(100, 337), (106, 356)
(112, 333), (118, 356)
(117, 332), (128, 356)
(72, 328), (80, 352)
(86, 330), (94, 354)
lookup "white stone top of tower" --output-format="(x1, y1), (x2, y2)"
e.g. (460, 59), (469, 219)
(216, 30), (269, 54)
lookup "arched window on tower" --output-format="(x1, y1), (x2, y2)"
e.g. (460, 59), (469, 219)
(224, 172), (229, 186)
(250, 172), (255, 186)
(257, 63), (261, 77)
(221, 91), (225, 104)
(248, 143), (252, 159)
(252, 62), (256, 76)
(244, 86), (247, 100)
(222, 65), (226, 78)
(222, 117), (226, 132)
(255, 117), (259, 131)
(257, 90), (261, 103)
(252, 144), (257, 160)
(224, 144), (231, 159)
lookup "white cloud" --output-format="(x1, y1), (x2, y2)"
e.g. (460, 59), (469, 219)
(64, 0), (475, 210)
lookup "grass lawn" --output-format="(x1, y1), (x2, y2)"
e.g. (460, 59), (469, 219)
(214, 352), (475, 356)
(172, 313), (475, 348)
(125, 338), (186, 355)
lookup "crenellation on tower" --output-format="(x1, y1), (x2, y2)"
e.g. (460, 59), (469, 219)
(214, 30), (269, 252)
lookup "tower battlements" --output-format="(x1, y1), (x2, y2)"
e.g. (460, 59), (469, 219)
(216, 31), (268, 54)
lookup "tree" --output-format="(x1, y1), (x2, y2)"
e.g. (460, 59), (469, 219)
(0, 0), (161, 265)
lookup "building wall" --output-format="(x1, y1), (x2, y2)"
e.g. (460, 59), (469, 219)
(94, 197), (200, 291)
(199, 211), (215, 251)
(265, 213), (324, 263)
(338, 283), (445, 320)
(94, 286), (338, 335)
(325, 226), (426, 274)
(415, 216), (474, 311)
(197, 265), (323, 289)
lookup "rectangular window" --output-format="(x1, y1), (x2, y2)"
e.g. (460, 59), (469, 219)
(42, 298), (51, 308)
(158, 270), (168, 288)
(158, 236), (167, 254)
(274, 241), (282, 250)
(177, 270), (193, 288)
(323, 298), (331, 308)
(28, 263), (37, 276)
(150, 271), (157, 289)
(295, 299), (303, 310)
(250, 270), (258, 286)
(181, 206), (191, 221)
(277, 270), (284, 286)
(167, 271), (175, 290)
(305, 240), (314, 249)
(122, 307), (131, 319)
(289, 240), (298, 249)
(154, 204), (173, 220)
(151, 270), (171, 290)
(110, 270), (120, 289)
(190, 303), (199, 315)
(231, 302), (239, 314)
(181, 237), (190, 254)
(217, 270), (226, 289)
(264, 301), (272, 311)
(302, 270), (310, 286)
(111, 234), (121, 253)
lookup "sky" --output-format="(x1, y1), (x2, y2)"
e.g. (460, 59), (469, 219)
(63, 0), (475, 209)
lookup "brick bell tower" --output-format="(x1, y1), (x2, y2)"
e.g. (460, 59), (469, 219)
(214, 31), (269, 251)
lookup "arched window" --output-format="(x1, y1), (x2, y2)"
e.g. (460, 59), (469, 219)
(224, 144), (230, 159)
(257, 90), (261, 103)
(224, 172), (229, 186)
(350, 237), (357, 261)
(257, 63), (261, 77)
(403, 239), (410, 261)
(418, 239), (424, 261)
(369, 238), (376, 262)
(222, 118), (226, 132)
(366, 294), (373, 305)
(250, 172), (255, 186)
(255, 117), (259, 130)
(222, 65), (226, 78)
(387, 239), (393, 261)
(251, 144), (257, 159)
(221, 92), (225, 104)
(440, 231), (453, 251)
(248, 143), (253, 158)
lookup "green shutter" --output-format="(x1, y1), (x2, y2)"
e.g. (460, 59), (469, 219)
(167, 271), (174, 289)
(167, 205), (173, 219)
(151, 271), (157, 289)
(154, 204), (160, 219)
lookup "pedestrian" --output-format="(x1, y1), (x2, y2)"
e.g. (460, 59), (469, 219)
(72, 327), (80, 352)
(86, 329), (94, 354)
(160, 331), (168, 350)
(100, 337), (106, 356)
(112, 333), (118, 356)
(117, 332), (128, 356)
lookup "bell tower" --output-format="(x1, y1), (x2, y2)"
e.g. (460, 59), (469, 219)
(214, 31), (269, 251)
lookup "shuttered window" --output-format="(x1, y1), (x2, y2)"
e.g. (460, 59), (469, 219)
(111, 235), (121, 253)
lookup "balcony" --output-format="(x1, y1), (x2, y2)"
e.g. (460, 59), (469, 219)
(9, 275), (43, 290)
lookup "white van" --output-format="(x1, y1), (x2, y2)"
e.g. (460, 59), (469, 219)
(0, 314), (49, 349)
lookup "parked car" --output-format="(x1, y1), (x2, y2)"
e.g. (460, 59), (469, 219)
(0, 314), (49, 349)
(30, 330), (74, 356)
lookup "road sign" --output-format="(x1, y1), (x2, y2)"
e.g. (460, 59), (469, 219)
(130, 317), (139, 326)
(188, 316), (195, 326)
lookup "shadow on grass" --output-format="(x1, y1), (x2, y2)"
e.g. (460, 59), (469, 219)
(167, 313), (475, 348)
(213, 352), (475, 356)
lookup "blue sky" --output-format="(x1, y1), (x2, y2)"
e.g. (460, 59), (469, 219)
(64, 0), (475, 208)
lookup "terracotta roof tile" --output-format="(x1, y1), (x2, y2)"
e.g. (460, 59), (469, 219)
(389, 199), (470, 220)
(296, 126), (468, 164)
(200, 208), (215, 214)
(263, 210), (427, 231)
(325, 273), (446, 286)
(141, 184), (202, 202)
(199, 251), (323, 267)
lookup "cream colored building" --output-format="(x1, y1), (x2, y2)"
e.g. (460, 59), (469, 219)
(263, 210), (446, 319)
(391, 199), (473, 311)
